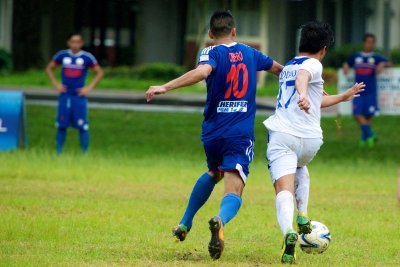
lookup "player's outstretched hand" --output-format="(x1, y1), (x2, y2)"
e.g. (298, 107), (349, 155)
(298, 94), (311, 114)
(341, 82), (365, 102)
(146, 86), (167, 102)
(55, 82), (67, 94)
(78, 86), (93, 96)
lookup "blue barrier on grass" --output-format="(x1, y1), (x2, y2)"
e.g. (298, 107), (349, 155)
(0, 91), (27, 150)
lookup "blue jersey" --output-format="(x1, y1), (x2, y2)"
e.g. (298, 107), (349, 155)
(53, 49), (98, 94)
(347, 52), (387, 94)
(198, 42), (273, 142)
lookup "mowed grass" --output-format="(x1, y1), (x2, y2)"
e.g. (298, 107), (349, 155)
(0, 69), (337, 97)
(0, 105), (399, 266)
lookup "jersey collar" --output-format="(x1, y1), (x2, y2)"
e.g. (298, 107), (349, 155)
(67, 49), (84, 57)
(221, 42), (237, 47)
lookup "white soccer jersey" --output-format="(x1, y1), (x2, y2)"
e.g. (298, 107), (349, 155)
(264, 56), (324, 138)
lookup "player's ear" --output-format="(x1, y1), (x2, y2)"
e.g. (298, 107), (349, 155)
(208, 30), (214, 39)
(231, 28), (237, 37)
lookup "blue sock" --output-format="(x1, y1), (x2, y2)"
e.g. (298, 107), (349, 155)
(79, 130), (89, 153)
(56, 128), (67, 154)
(179, 172), (216, 230)
(360, 125), (373, 140)
(218, 193), (242, 226)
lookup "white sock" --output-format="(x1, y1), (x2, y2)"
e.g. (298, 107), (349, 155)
(276, 190), (294, 235)
(295, 166), (310, 215)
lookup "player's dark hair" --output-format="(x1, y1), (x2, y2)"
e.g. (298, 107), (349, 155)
(66, 32), (83, 41)
(298, 21), (334, 54)
(209, 10), (235, 38)
(363, 33), (376, 42)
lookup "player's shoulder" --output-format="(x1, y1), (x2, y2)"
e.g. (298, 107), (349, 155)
(54, 49), (69, 58)
(200, 45), (217, 55)
(372, 52), (386, 60)
(286, 56), (319, 67)
(80, 50), (97, 61)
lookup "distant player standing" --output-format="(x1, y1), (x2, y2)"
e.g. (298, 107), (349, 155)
(146, 10), (282, 259)
(343, 33), (390, 147)
(264, 22), (365, 264)
(46, 33), (104, 154)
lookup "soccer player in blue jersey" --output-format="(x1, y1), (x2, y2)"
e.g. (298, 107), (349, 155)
(46, 33), (103, 154)
(343, 34), (390, 147)
(146, 10), (282, 259)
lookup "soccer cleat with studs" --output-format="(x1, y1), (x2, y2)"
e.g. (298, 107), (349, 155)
(296, 213), (312, 234)
(208, 216), (224, 260)
(172, 224), (188, 242)
(280, 229), (298, 264)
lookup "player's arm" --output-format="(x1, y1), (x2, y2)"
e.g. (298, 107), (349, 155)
(295, 69), (312, 113)
(45, 61), (66, 93)
(146, 64), (213, 102)
(321, 82), (365, 108)
(78, 65), (104, 96)
(267, 61), (283, 76)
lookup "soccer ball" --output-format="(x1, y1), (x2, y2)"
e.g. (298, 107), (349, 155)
(298, 221), (331, 254)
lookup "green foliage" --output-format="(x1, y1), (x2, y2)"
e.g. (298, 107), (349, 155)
(390, 47), (400, 65)
(106, 63), (186, 81)
(324, 43), (363, 68)
(0, 106), (400, 266)
(0, 49), (13, 74)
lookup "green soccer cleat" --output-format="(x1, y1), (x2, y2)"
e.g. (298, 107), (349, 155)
(172, 224), (188, 242)
(208, 216), (224, 260)
(296, 213), (312, 234)
(280, 229), (298, 264)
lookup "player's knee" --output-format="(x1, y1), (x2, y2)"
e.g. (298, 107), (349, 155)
(77, 119), (89, 131)
(274, 174), (295, 194)
(224, 170), (245, 196)
(208, 170), (223, 183)
(56, 125), (67, 132)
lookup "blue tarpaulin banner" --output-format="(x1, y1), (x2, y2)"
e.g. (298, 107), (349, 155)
(0, 91), (26, 150)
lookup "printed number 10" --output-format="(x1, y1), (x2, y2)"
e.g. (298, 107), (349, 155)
(224, 63), (248, 99)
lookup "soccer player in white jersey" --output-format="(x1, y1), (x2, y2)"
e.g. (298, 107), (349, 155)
(263, 22), (365, 264)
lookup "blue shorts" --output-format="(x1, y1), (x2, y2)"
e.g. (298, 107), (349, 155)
(56, 94), (89, 130)
(352, 93), (378, 117)
(203, 137), (255, 183)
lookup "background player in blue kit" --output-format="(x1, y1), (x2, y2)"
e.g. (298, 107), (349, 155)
(146, 10), (282, 259)
(46, 33), (104, 154)
(343, 34), (390, 147)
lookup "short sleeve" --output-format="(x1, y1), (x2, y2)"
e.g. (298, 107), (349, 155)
(347, 53), (356, 67)
(254, 49), (273, 71)
(198, 46), (217, 69)
(84, 52), (98, 68)
(52, 51), (64, 64)
(375, 54), (388, 65)
(299, 58), (323, 83)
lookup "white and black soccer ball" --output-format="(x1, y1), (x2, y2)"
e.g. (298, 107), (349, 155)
(298, 221), (331, 254)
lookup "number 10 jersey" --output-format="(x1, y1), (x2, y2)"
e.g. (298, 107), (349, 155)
(263, 56), (324, 138)
(198, 42), (273, 142)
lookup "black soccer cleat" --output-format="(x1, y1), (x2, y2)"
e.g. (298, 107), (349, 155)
(208, 216), (224, 260)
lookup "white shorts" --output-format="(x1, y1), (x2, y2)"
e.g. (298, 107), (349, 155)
(267, 130), (323, 184)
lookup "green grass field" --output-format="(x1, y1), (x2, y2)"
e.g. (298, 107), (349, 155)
(0, 106), (399, 266)
(0, 69), (338, 97)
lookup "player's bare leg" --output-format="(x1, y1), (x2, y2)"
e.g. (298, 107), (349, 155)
(208, 170), (244, 260)
(275, 174), (298, 264)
